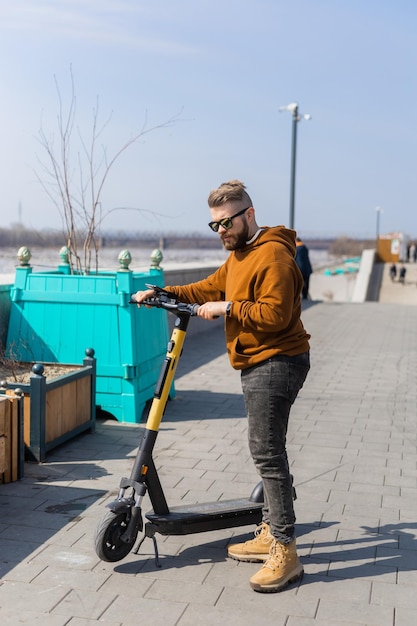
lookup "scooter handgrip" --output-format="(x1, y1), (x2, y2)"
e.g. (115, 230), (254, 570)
(189, 303), (219, 318)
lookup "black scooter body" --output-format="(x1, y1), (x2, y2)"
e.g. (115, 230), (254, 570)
(145, 482), (263, 536)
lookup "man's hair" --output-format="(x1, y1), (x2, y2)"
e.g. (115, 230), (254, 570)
(207, 179), (253, 209)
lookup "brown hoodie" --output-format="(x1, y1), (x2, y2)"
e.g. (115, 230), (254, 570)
(167, 226), (310, 370)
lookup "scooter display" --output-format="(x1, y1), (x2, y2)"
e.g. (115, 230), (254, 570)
(94, 284), (267, 566)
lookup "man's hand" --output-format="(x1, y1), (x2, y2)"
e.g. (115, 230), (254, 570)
(197, 301), (229, 320)
(131, 289), (155, 307)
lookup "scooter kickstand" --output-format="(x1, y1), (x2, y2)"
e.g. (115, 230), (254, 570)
(133, 525), (161, 568)
(151, 534), (161, 568)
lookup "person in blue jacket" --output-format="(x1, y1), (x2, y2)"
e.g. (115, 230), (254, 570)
(295, 238), (313, 299)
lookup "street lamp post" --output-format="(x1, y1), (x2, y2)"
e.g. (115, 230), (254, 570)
(375, 206), (382, 258)
(279, 102), (311, 230)
(375, 206), (382, 241)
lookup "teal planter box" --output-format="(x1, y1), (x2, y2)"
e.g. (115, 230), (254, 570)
(0, 283), (12, 349)
(5, 265), (171, 423)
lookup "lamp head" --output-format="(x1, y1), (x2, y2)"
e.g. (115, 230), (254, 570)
(279, 102), (298, 114)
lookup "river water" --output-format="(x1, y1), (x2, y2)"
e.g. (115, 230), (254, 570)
(0, 245), (332, 277)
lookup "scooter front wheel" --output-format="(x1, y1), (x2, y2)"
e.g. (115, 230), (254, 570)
(94, 510), (138, 562)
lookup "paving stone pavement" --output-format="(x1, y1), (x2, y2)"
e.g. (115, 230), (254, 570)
(1, 291), (417, 625)
(378, 261), (417, 305)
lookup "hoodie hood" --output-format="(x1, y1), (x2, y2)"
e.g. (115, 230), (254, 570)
(244, 226), (297, 258)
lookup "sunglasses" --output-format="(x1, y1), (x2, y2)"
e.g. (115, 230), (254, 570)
(208, 206), (251, 232)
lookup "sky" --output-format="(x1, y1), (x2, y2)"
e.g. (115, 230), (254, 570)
(0, 0), (416, 240)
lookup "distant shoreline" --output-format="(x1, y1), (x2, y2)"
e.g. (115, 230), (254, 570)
(0, 228), (338, 251)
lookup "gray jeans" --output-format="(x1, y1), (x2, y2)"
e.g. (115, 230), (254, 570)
(241, 352), (310, 544)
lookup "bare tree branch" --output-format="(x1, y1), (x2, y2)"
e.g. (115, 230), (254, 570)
(34, 67), (181, 274)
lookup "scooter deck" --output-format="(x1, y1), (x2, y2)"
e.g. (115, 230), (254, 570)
(145, 497), (263, 535)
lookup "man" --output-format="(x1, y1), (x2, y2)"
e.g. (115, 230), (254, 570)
(295, 237), (313, 299)
(134, 180), (310, 593)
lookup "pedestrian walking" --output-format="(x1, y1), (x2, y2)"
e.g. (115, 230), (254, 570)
(295, 237), (313, 299)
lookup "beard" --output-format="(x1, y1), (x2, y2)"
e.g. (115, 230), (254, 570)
(220, 221), (250, 251)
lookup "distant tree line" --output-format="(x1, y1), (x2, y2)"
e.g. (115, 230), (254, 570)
(0, 226), (222, 250)
(327, 237), (375, 256)
(0, 227), (64, 247)
(0, 226), (374, 255)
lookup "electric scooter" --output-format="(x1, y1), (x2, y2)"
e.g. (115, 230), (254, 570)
(94, 285), (276, 566)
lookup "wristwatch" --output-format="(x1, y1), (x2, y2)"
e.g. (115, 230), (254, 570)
(226, 301), (232, 317)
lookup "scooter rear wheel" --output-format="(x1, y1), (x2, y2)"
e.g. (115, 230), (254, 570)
(94, 510), (137, 562)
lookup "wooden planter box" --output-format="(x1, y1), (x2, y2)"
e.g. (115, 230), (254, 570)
(0, 394), (24, 483)
(2, 349), (96, 463)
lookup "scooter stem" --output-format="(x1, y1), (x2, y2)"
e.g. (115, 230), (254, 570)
(146, 323), (188, 432)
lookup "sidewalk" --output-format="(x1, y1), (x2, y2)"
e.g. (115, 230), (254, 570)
(1, 299), (417, 625)
(378, 261), (417, 305)
(309, 259), (417, 305)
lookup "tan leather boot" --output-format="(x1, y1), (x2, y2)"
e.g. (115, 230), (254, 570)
(227, 522), (273, 562)
(249, 538), (303, 592)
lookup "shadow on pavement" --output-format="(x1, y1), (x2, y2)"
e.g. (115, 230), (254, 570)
(0, 478), (106, 578)
(111, 519), (417, 587)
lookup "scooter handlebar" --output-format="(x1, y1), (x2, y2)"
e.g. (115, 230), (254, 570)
(143, 298), (200, 316)
(130, 285), (199, 317)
